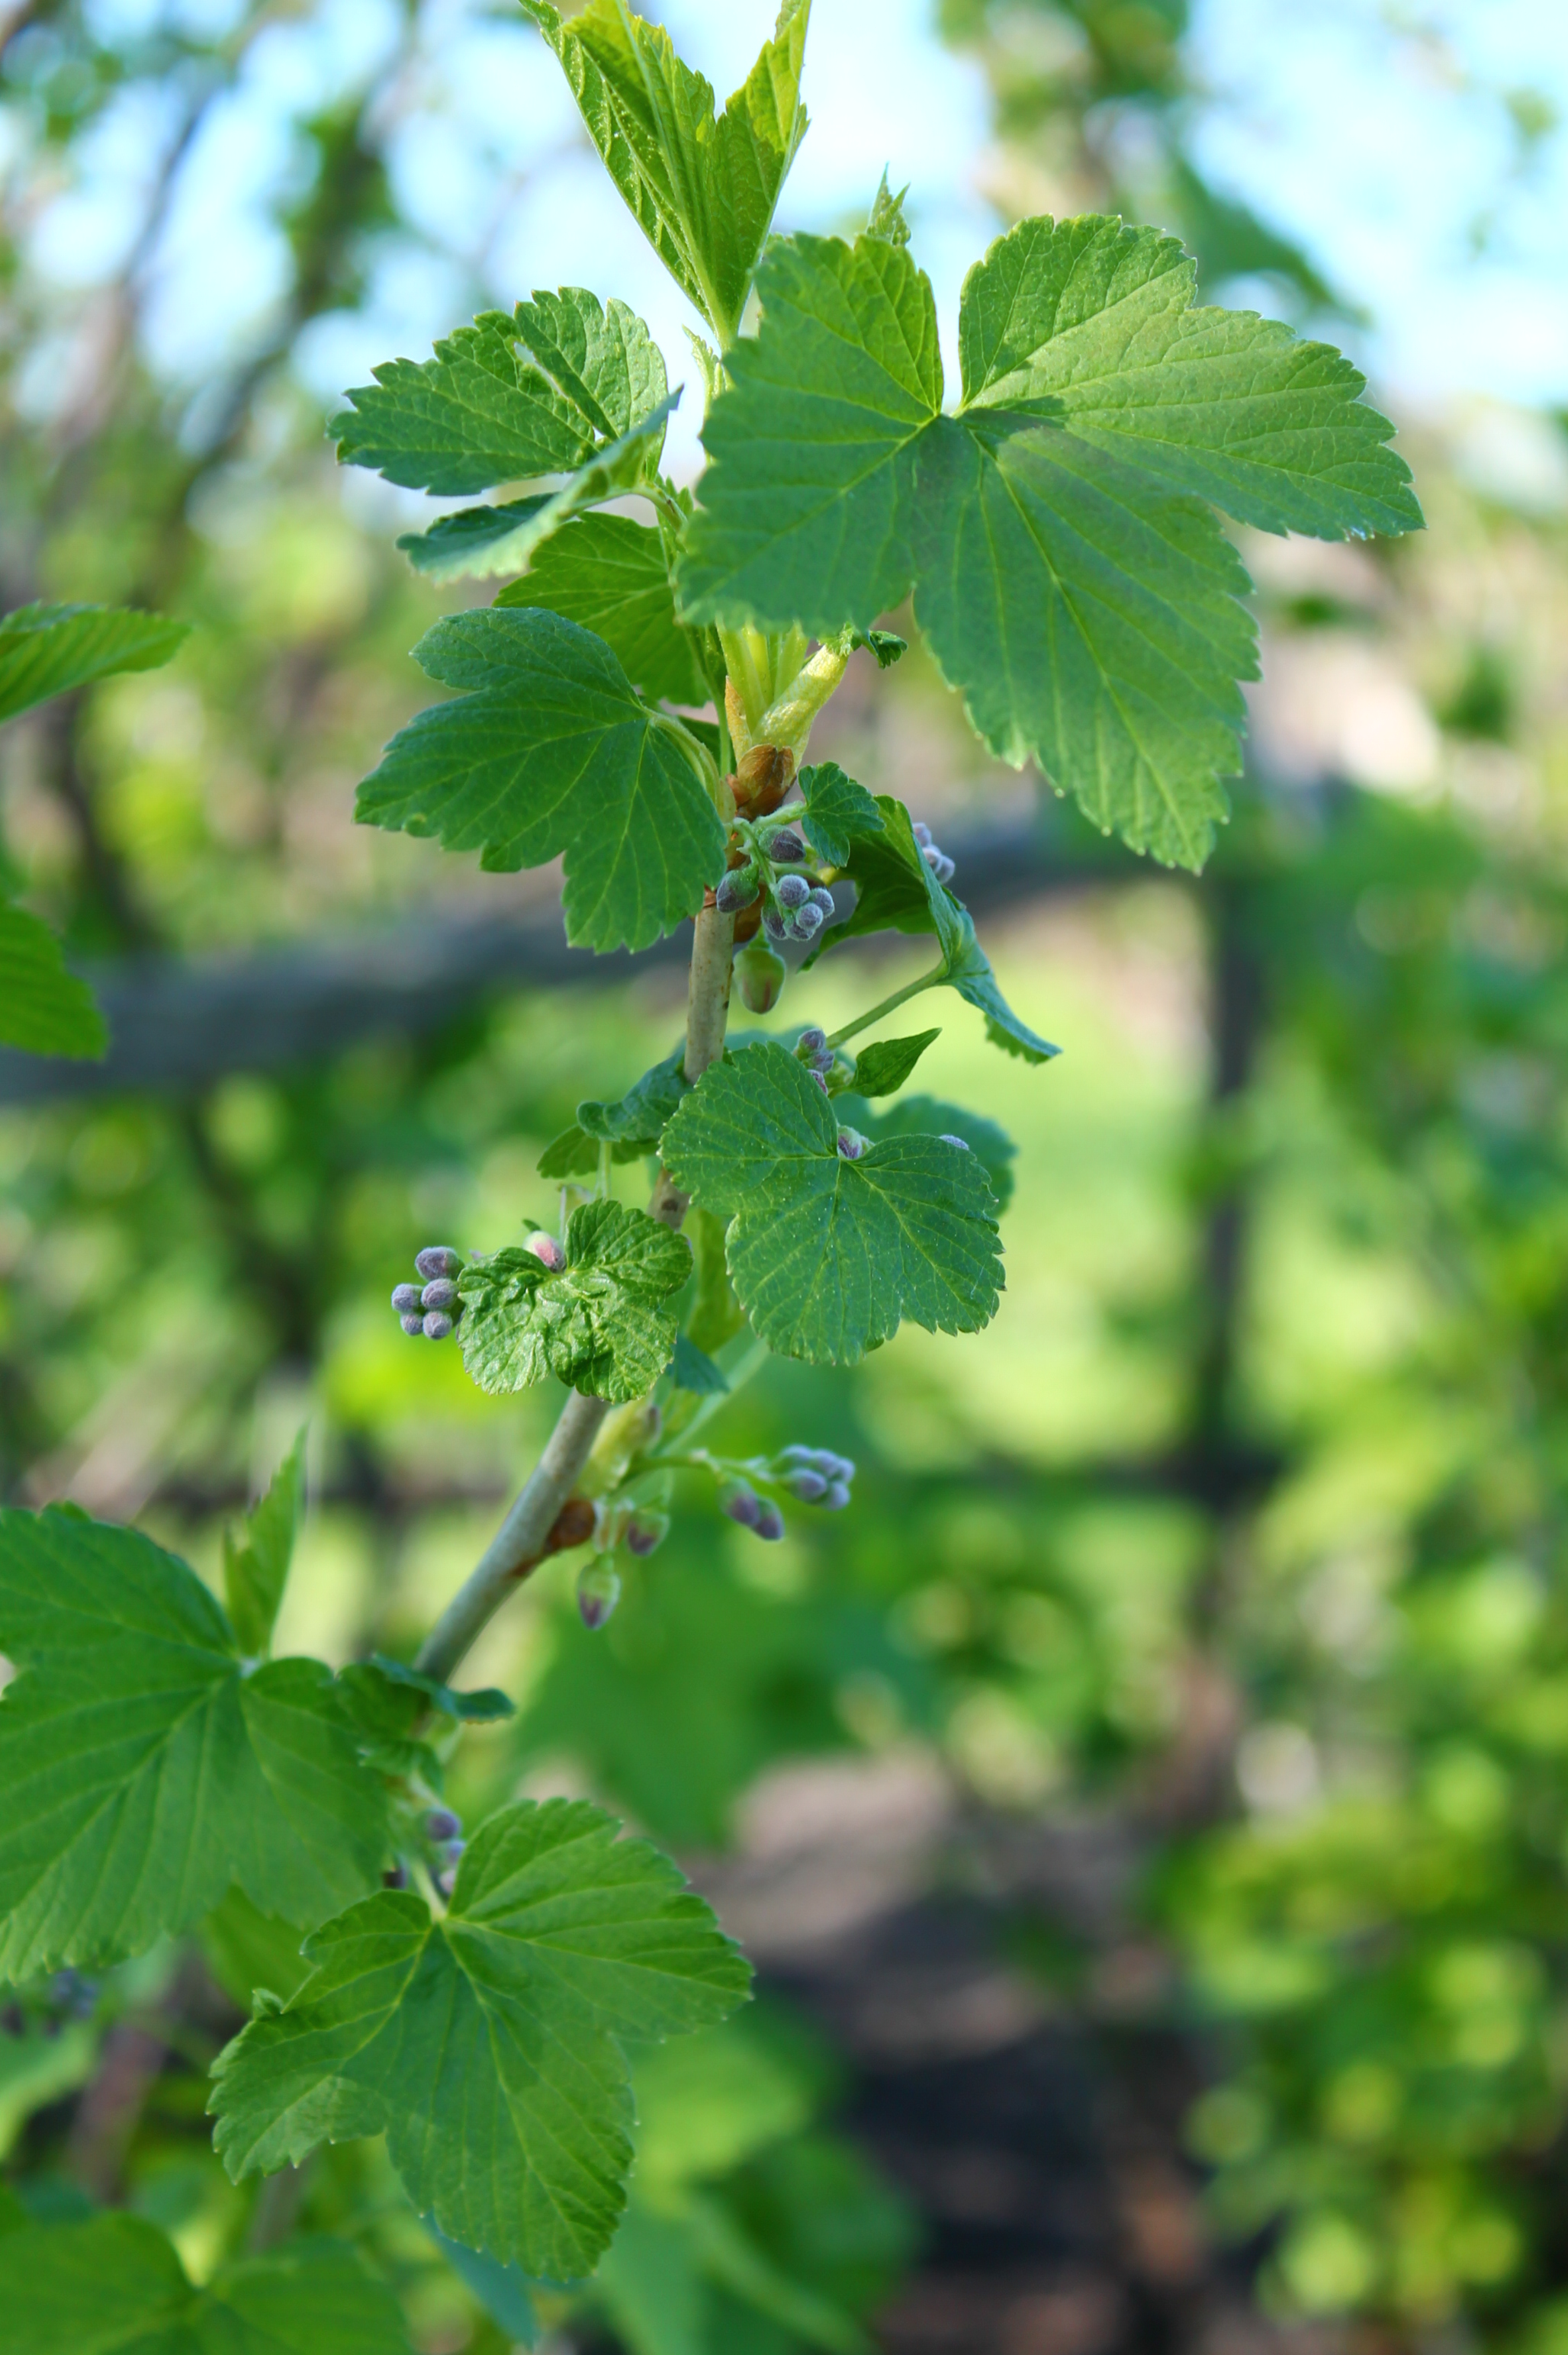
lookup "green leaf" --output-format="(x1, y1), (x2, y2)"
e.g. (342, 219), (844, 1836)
(521, 0), (811, 345)
(355, 609), (725, 954)
(496, 515), (708, 705)
(851, 627), (906, 669)
(209, 1797), (751, 2279)
(200, 1887), (315, 2011)
(458, 1199), (692, 1404)
(579, 1043), (692, 1147)
(684, 1206), (747, 1356)
(838, 1092), (1017, 1214)
(0, 602), (188, 725)
(0, 904), (105, 1059)
(959, 214), (1422, 538)
(397, 390), (680, 585)
(594, 2202), (706, 2355)
(333, 288), (667, 495)
(679, 217), (1421, 868)
(223, 1426), (306, 1659)
(678, 232), (940, 636)
(660, 1043), (1002, 1364)
(0, 2215), (408, 2355)
(825, 799), (1059, 1062)
(0, 1507), (390, 1977)
(428, 2225), (538, 2348)
(364, 1655), (515, 1723)
(672, 1333), (728, 1396)
(845, 1029), (940, 1099)
(538, 1125), (599, 1180)
(795, 762), (885, 869)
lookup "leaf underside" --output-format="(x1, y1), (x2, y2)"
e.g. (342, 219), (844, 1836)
(209, 1798), (750, 2280)
(679, 214), (1421, 869)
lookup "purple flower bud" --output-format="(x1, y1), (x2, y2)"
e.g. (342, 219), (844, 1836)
(808, 886), (835, 915)
(912, 821), (933, 847)
(525, 1232), (566, 1271)
(810, 1069), (829, 1092)
(435, 1869), (456, 1899)
(762, 908), (789, 944)
(929, 852), (956, 885)
(400, 1312), (426, 1337)
(423, 1310), (454, 1341)
(426, 1807), (461, 1843)
(821, 1453), (856, 1482)
(625, 1508), (670, 1558)
(938, 1133), (972, 1151)
(443, 1839), (466, 1869)
(421, 1278), (457, 1311)
(716, 866), (760, 914)
(754, 1503), (786, 1541)
(577, 1562), (622, 1631)
(837, 1129), (868, 1161)
(391, 1283), (422, 1315)
(788, 1467), (828, 1502)
(792, 903), (824, 940)
(824, 1480), (852, 1510)
(779, 1445), (816, 1465)
(810, 1048), (834, 1073)
(775, 872), (810, 910)
(768, 827), (806, 864)
(416, 1246), (462, 1283)
(795, 1027), (827, 1056)
(721, 1480), (763, 1528)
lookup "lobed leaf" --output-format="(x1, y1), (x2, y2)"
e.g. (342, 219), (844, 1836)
(496, 514), (709, 705)
(355, 608), (725, 953)
(680, 216), (1420, 869)
(838, 1091), (1018, 1213)
(520, 0), (811, 345)
(661, 1043), (1003, 1364)
(209, 1797), (751, 2279)
(223, 1426), (306, 1659)
(0, 1508), (391, 1977)
(458, 1199), (692, 1403)
(0, 2215), (407, 2355)
(0, 904), (105, 1059)
(795, 760), (885, 869)
(0, 602), (188, 726)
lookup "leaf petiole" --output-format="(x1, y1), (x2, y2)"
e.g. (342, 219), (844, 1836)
(826, 959), (949, 1049)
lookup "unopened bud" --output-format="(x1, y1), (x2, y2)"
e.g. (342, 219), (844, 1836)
(435, 1868), (457, 1899)
(793, 903), (824, 939)
(837, 1129), (869, 1161)
(426, 1807), (461, 1843)
(400, 1312), (426, 1337)
(423, 1310), (455, 1341)
(415, 1246), (462, 1282)
(762, 908), (789, 944)
(912, 821), (933, 847)
(810, 1070), (829, 1093)
(807, 886), (835, 915)
(720, 1480), (763, 1528)
(788, 1467), (828, 1502)
(625, 1508), (670, 1558)
(775, 872), (810, 910)
(421, 1277), (457, 1311)
(735, 943), (787, 1014)
(577, 1560), (622, 1631)
(391, 1283), (422, 1315)
(525, 1232), (566, 1271)
(442, 1839), (466, 1869)
(938, 1133), (972, 1151)
(754, 1503), (786, 1541)
(795, 1027), (827, 1057)
(824, 1479), (852, 1510)
(927, 850), (956, 885)
(811, 1048), (834, 1073)
(768, 827), (806, 864)
(716, 865), (760, 914)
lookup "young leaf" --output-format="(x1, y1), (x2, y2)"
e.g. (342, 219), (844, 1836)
(397, 391), (680, 585)
(458, 1199), (692, 1403)
(496, 516), (709, 706)
(680, 217), (1420, 867)
(795, 761), (885, 868)
(672, 1332), (728, 1395)
(0, 1506), (390, 1977)
(209, 1797), (752, 2280)
(0, 904), (106, 1059)
(538, 1125), (601, 1180)
(355, 609), (725, 954)
(847, 1029), (940, 1098)
(223, 1426), (307, 1659)
(660, 1043), (1003, 1364)
(361, 1655), (516, 1723)
(577, 1043), (691, 1148)
(0, 2215), (408, 2355)
(0, 602), (188, 726)
(840, 1091), (1018, 1213)
(333, 290), (667, 495)
(521, 0), (811, 345)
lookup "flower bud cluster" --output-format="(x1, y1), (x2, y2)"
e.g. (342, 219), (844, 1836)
(777, 1444), (856, 1510)
(763, 882), (834, 945)
(719, 1480), (786, 1542)
(426, 1806), (465, 1898)
(913, 820), (956, 886)
(392, 1245), (464, 1341)
(794, 1025), (838, 1096)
